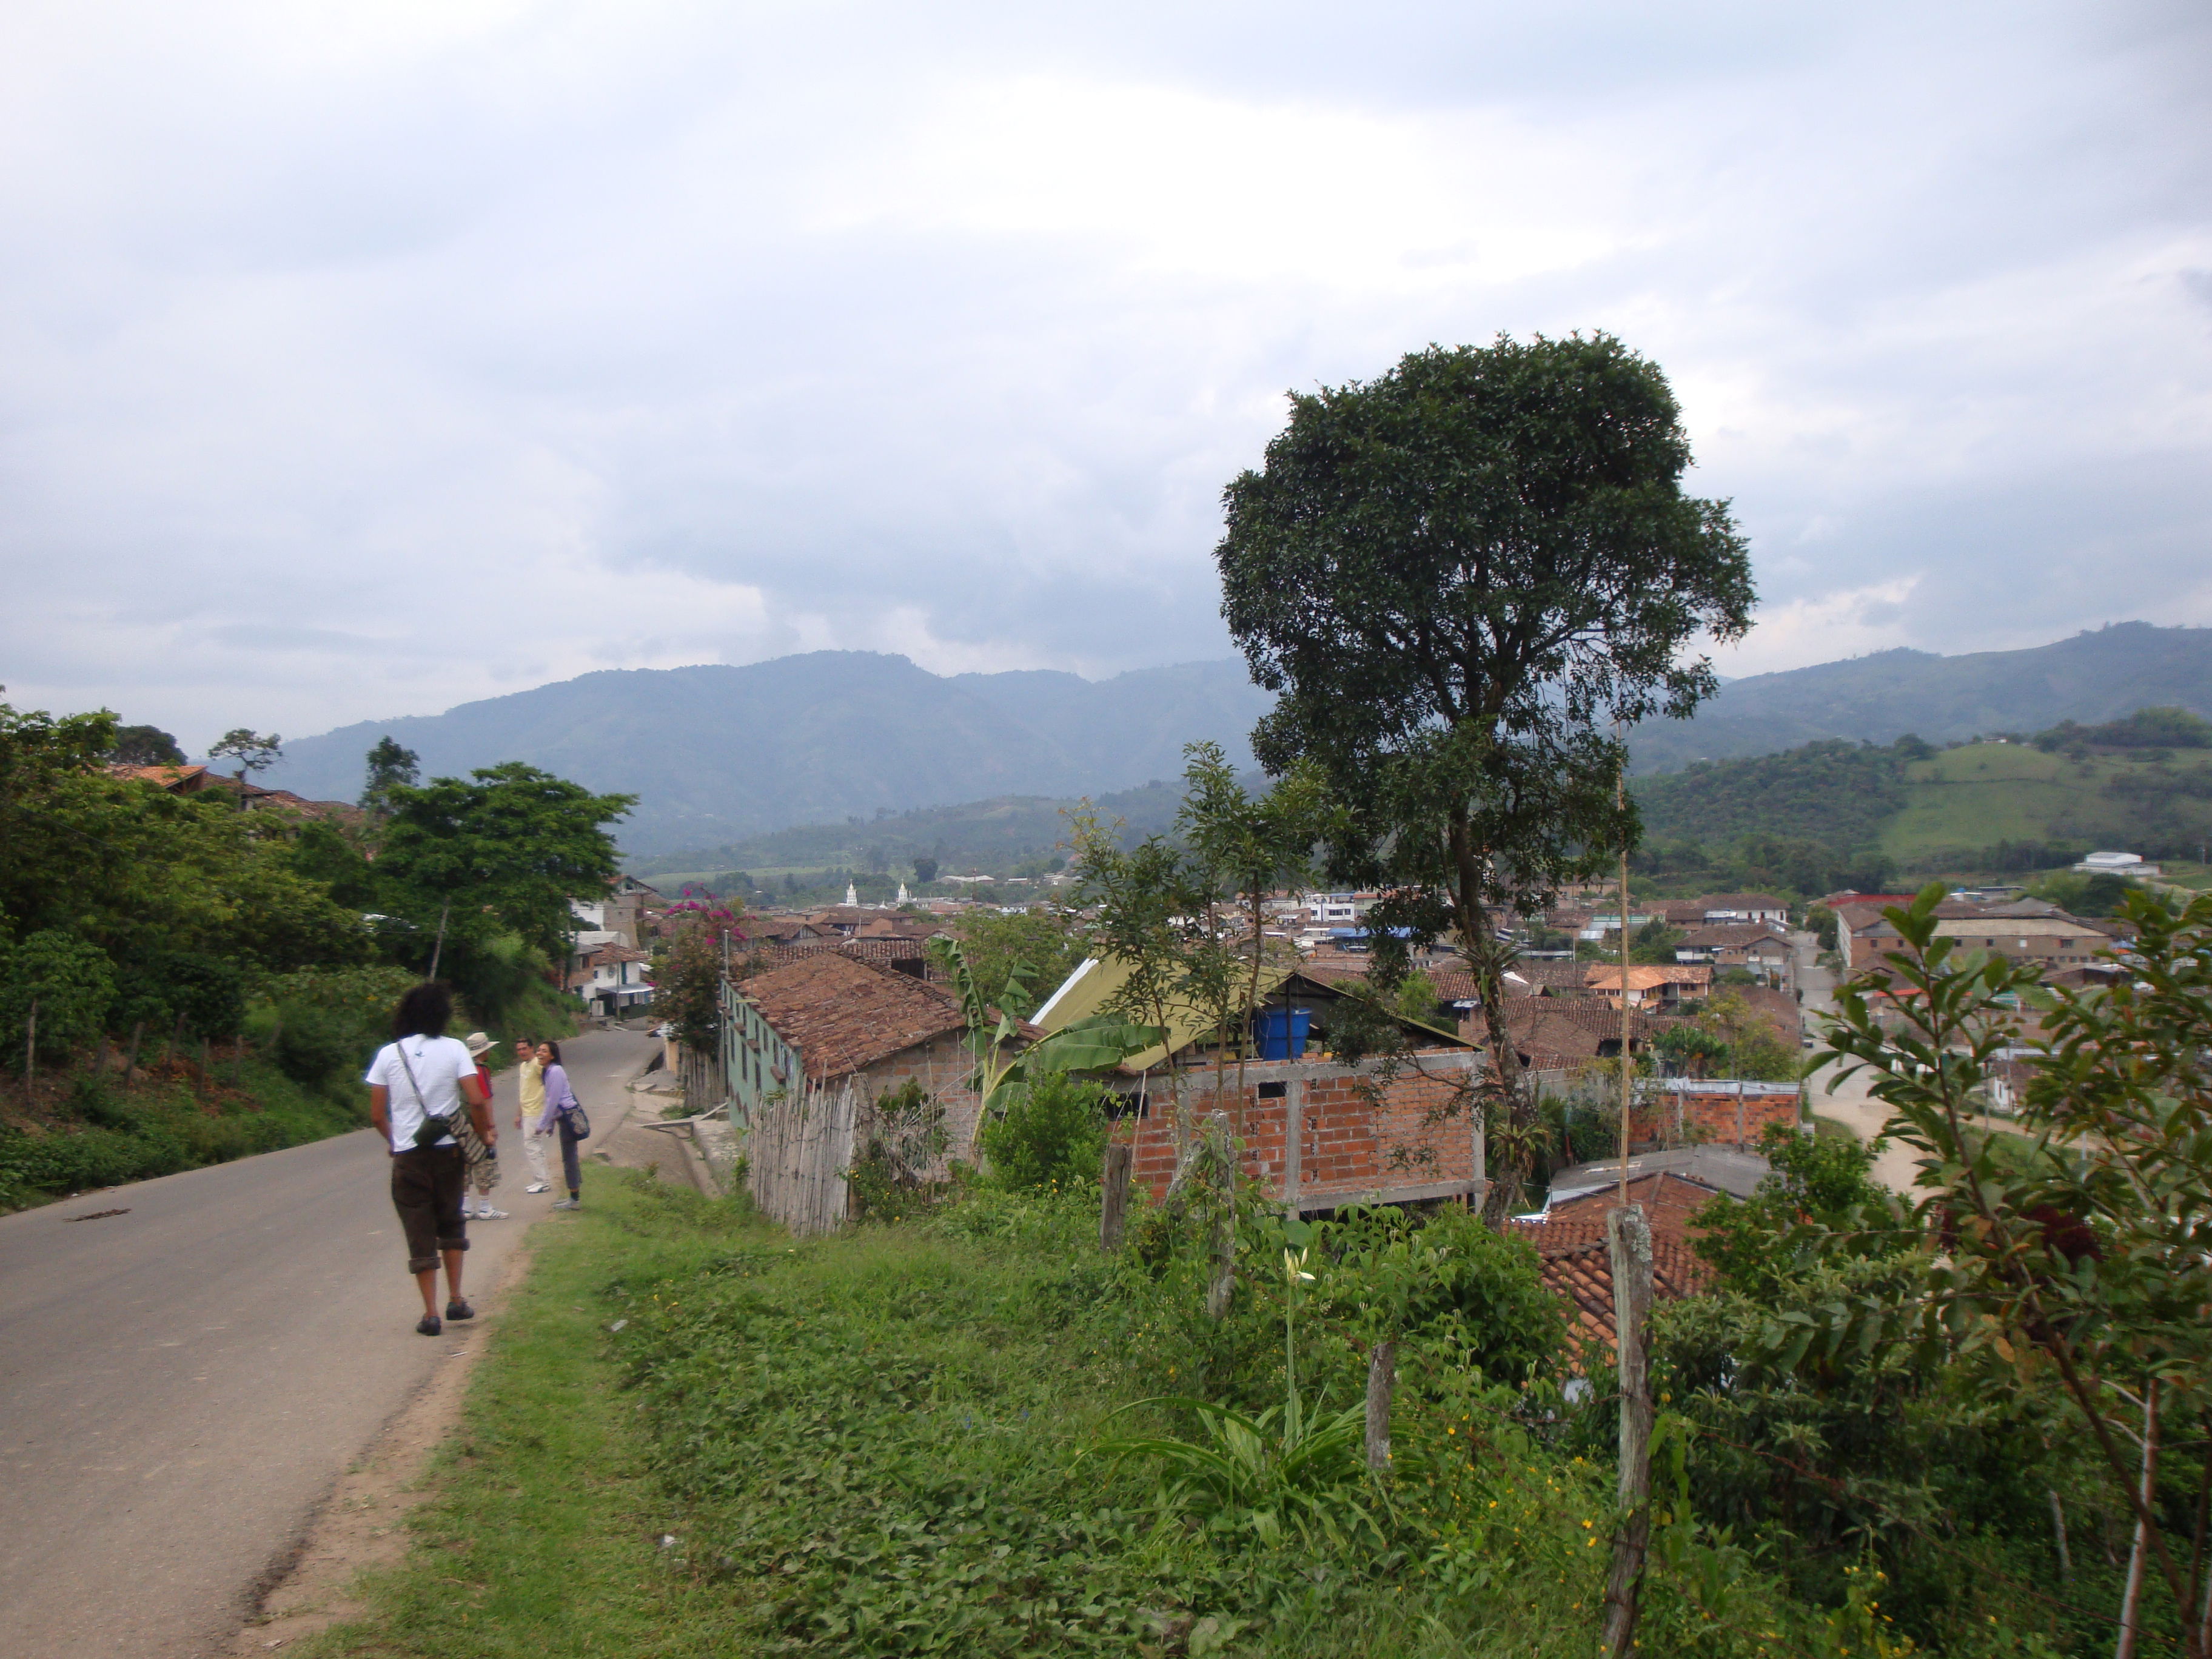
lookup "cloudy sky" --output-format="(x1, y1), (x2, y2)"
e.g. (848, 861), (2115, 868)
(3, 0), (2208, 751)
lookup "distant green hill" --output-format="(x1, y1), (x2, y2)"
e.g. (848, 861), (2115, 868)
(626, 777), (1193, 891)
(1633, 733), (2212, 877)
(1629, 621), (2212, 772)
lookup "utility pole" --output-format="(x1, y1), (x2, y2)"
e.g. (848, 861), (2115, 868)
(1617, 759), (1633, 1203)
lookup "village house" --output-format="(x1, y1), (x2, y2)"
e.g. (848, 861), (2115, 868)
(570, 942), (654, 1016)
(1674, 922), (1794, 987)
(1835, 897), (2114, 975)
(1583, 962), (1714, 1010)
(721, 952), (1011, 1162)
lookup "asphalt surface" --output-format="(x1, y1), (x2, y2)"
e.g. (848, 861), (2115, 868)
(0, 1026), (659, 1659)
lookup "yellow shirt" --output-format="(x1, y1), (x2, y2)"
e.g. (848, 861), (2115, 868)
(517, 1058), (545, 1123)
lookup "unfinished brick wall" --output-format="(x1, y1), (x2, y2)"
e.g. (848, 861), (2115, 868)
(1629, 1085), (1800, 1150)
(1112, 1054), (1483, 1211)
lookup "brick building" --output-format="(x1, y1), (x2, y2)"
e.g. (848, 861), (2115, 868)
(1111, 1051), (1486, 1214)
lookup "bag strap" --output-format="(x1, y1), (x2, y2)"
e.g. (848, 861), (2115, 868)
(390, 1039), (438, 1146)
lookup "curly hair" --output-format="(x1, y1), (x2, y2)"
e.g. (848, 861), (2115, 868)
(392, 982), (452, 1039)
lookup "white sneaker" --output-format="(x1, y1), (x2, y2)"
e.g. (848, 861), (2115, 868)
(475, 1205), (509, 1219)
(459, 1203), (475, 1218)
(525, 1182), (549, 1194)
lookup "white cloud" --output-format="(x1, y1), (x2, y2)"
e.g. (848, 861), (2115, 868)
(0, 0), (2207, 746)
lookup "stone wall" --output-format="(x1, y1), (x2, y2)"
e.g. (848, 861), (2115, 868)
(847, 1031), (984, 1177)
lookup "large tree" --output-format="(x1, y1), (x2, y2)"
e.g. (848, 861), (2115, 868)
(376, 763), (636, 968)
(1215, 334), (1754, 1218)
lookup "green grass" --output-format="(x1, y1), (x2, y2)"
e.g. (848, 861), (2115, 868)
(299, 1175), (1861, 1659)
(297, 1179), (755, 1658)
(1882, 743), (2212, 865)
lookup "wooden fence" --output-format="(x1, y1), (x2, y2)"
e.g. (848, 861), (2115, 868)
(677, 1044), (724, 1116)
(745, 1081), (856, 1236)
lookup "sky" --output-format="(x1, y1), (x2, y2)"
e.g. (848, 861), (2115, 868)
(3, 0), (2209, 752)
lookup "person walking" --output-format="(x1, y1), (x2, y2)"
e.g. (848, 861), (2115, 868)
(536, 1040), (585, 1210)
(457, 1032), (506, 1219)
(513, 1037), (551, 1193)
(366, 984), (493, 1336)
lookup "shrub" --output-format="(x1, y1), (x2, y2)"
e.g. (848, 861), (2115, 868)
(977, 1070), (1108, 1192)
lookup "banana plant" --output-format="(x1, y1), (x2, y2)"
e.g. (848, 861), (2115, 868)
(933, 937), (1163, 1148)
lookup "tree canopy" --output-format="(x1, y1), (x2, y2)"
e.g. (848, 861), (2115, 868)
(1216, 333), (1754, 1215)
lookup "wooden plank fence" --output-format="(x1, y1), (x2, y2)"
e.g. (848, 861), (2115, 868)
(745, 1081), (857, 1236)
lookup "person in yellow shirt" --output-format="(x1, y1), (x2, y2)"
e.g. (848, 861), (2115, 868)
(513, 1038), (551, 1193)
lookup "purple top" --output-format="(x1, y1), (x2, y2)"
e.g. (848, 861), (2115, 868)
(536, 1063), (579, 1134)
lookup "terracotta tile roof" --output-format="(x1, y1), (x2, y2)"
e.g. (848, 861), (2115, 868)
(1507, 1176), (1718, 1355)
(746, 937), (935, 974)
(736, 952), (1030, 1081)
(1678, 923), (1791, 949)
(1586, 964), (1714, 993)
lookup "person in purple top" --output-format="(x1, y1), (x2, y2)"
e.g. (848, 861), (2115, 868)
(535, 1040), (585, 1210)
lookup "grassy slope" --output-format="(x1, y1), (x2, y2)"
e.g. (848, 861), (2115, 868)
(304, 1176), (1872, 1659)
(1881, 743), (2212, 863)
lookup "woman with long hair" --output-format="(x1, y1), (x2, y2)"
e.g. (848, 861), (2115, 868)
(534, 1040), (585, 1210)
(365, 984), (494, 1335)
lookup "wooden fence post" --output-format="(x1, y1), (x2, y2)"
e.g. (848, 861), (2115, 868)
(1100, 1142), (1133, 1251)
(196, 1037), (210, 1096)
(1364, 1339), (1396, 1471)
(1601, 1204), (1655, 1657)
(24, 999), (37, 1088)
(122, 1022), (144, 1090)
(92, 1031), (110, 1081)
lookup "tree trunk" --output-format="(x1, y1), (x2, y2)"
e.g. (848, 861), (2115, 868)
(2116, 1382), (2160, 1659)
(122, 1022), (144, 1090)
(1601, 1204), (1655, 1657)
(92, 1031), (110, 1079)
(24, 999), (37, 1087)
(2049, 1490), (2072, 1584)
(1100, 1142), (1133, 1251)
(1451, 814), (1531, 1227)
(1204, 1118), (1235, 1321)
(1364, 1339), (1396, 1472)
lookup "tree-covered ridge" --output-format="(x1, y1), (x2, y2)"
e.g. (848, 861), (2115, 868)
(1632, 736), (1915, 851)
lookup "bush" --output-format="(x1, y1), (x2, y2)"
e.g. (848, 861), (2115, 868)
(270, 1004), (358, 1087)
(977, 1070), (1108, 1192)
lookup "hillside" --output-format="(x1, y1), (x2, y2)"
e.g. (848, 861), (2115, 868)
(249, 622), (2212, 856)
(259, 654), (1275, 855)
(627, 777), (1193, 889)
(1629, 621), (2212, 771)
(1634, 734), (2212, 876)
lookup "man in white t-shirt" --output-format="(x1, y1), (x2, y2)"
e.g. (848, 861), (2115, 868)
(365, 984), (494, 1336)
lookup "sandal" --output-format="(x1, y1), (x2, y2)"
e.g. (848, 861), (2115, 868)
(445, 1300), (475, 1322)
(416, 1315), (442, 1336)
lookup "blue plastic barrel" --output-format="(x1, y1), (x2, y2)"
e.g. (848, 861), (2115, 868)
(1253, 1007), (1312, 1061)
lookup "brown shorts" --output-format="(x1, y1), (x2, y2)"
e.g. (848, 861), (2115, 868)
(390, 1145), (469, 1273)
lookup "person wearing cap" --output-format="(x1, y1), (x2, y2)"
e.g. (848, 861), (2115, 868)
(457, 1031), (507, 1219)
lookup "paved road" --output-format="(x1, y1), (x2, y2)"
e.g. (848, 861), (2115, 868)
(0, 1027), (658, 1659)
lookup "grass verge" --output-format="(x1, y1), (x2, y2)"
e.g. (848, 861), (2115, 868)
(294, 1176), (755, 1658)
(297, 1172), (1858, 1659)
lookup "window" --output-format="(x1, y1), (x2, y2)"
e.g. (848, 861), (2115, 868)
(1258, 1081), (1287, 1099)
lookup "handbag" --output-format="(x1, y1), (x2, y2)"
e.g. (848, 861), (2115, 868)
(561, 1101), (592, 1141)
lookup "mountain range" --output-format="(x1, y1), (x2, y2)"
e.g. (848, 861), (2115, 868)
(255, 622), (2212, 857)
(259, 654), (1275, 854)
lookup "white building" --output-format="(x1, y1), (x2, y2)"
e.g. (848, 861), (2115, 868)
(2074, 850), (2160, 878)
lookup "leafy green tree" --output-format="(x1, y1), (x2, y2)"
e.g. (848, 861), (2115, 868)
(0, 702), (367, 979)
(208, 728), (282, 808)
(911, 854), (940, 884)
(1653, 1022), (1728, 1079)
(1216, 335), (1754, 1220)
(358, 736), (420, 817)
(110, 724), (184, 766)
(977, 1069), (1110, 1191)
(0, 930), (116, 1065)
(953, 907), (1085, 1019)
(1177, 742), (1331, 1100)
(1808, 886), (2212, 1657)
(1692, 1124), (1891, 1297)
(376, 763), (635, 966)
(1629, 919), (1684, 964)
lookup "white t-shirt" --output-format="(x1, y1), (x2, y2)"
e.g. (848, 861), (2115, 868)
(364, 1035), (478, 1152)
